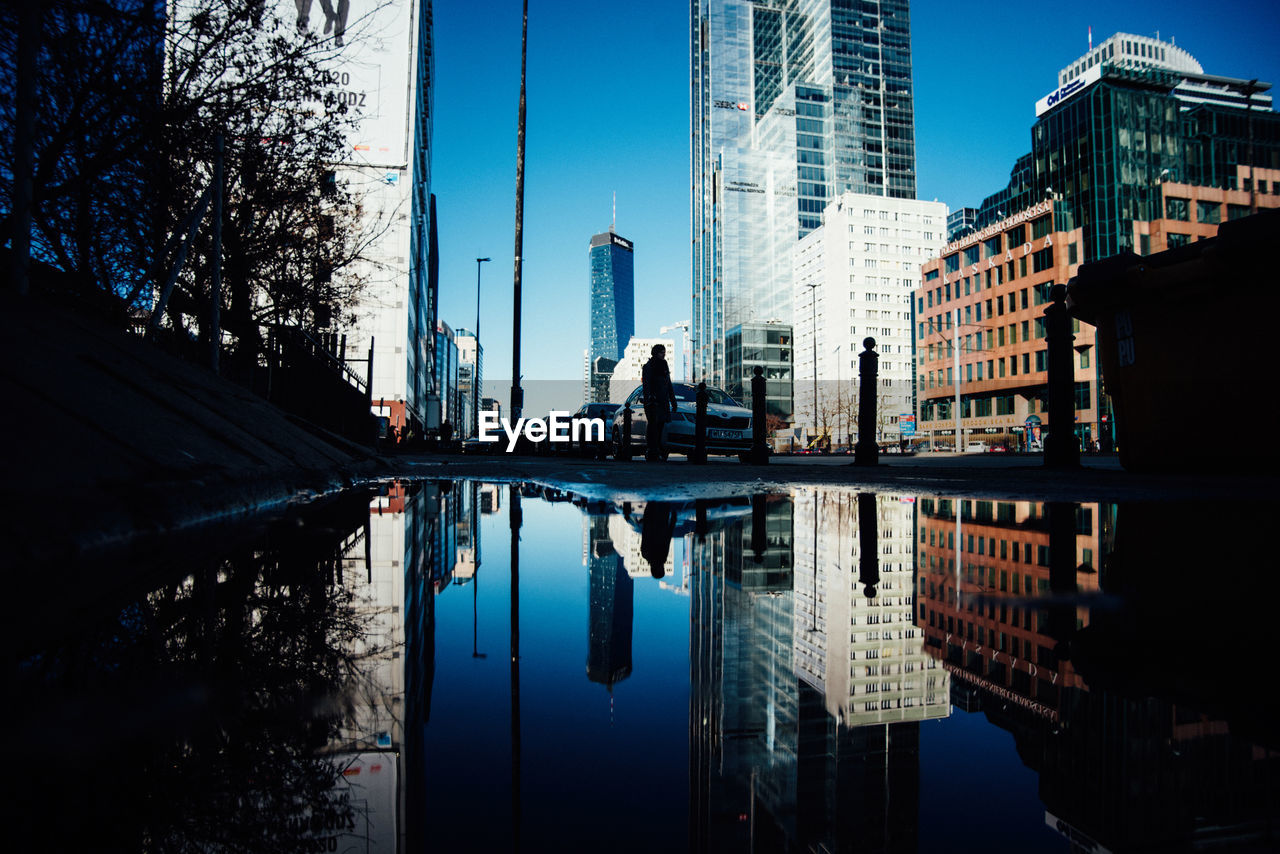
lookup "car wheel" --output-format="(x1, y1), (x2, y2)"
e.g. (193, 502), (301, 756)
(738, 453), (751, 464)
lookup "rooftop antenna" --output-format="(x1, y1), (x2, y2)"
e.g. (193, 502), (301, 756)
(611, 191), (616, 233)
(1088, 25), (1092, 52)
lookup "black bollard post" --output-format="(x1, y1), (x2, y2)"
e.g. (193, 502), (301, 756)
(857, 492), (879, 597)
(854, 337), (879, 467)
(620, 405), (632, 461)
(1044, 284), (1080, 469)
(692, 381), (708, 464)
(750, 366), (769, 465)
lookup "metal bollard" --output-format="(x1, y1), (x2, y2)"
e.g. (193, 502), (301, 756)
(1044, 284), (1080, 469)
(750, 366), (769, 465)
(621, 406), (632, 461)
(853, 337), (879, 467)
(692, 382), (708, 465)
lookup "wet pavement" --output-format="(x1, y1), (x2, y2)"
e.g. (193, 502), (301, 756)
(14, 478), (1279, 853)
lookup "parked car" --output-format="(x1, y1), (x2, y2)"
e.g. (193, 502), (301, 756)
(610, 383), (754, 462)
(987, 445), (1008, 453)
(965, 441), (987, 453)
(567, 402), (620, 457)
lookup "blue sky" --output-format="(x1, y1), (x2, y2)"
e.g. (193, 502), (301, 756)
(430, 0), (1280, 390)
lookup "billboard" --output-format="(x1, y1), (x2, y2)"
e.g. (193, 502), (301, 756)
(288, 0), (416, 168)
(169, 1), (417, 170)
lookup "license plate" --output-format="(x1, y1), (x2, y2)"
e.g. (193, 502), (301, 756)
(708, 428), (740, 440)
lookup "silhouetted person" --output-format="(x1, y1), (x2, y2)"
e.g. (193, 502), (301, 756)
(440, 420), (453, 445)
(639, 502), (676, 578)
(641, 344), (677, 462)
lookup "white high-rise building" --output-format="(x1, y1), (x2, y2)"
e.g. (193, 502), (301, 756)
(792, 193), (945, 445)
(608, 337), (675, 403)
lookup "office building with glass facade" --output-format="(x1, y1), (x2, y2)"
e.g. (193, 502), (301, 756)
(724, 321), (793, 418)
(692, 0), (917, 387)
(586, 230), (635, 402)
(967, 32), (1279, 264)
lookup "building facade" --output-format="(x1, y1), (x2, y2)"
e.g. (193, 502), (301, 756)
(691, 0), (918, 386)
(967, 32), (1279, 265)
(456, 330), (482, 440)
(326, 0), (436, 436)
(793, 193), (945, 444)
(433, 320), (459, 431)
(915, 202), (1097, 450)
(587, 230), (635, 403)
(725, 321), (793, 417)
(608, 337), (674, 403)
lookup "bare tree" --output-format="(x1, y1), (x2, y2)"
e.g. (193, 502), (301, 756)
(2, 1), (390, 364)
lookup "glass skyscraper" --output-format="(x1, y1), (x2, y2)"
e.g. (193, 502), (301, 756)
(588, 229), (635, 368)
(691, 0), (916, 384)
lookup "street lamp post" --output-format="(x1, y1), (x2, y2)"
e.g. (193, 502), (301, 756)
(475, 257), (490, 438)
(806, 281), (819, 446)
(834, 344), (842, 449)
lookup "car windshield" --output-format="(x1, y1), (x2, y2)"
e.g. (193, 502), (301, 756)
(672, 383), (738, 406)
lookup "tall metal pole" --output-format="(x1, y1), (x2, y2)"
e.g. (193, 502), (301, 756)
(509, 485), (522, 849)
(835, 345), (841, 448)
(807, 282), (819, 444)
(953, 308), (961, 453)
(475, 257), (490, 438)
(510, 0), (528, 423)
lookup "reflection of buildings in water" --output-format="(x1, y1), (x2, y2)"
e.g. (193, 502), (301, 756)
(914, 499), (1101, 717)
(584, 515), (633, 690)
(607, 509), (675, 579)
(915, 499), (1280, 851)
(691, 491), (929, 852)
(793, 490), (948, 728)
(478, 482), (501, 515)
(328, 480), (476, 853)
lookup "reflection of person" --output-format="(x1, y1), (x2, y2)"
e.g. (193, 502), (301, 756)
(639, 502), (676, 579)
(641, 344), (678, 462)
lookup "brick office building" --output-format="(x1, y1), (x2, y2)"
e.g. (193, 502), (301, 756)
(915, 202), (1098, 450)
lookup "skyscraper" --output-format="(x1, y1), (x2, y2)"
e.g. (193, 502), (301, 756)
(587, 229), (635, 392)
(691, 0), (917, 384)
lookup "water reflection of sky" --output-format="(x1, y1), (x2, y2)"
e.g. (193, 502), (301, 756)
(16, 481), (1280, 853)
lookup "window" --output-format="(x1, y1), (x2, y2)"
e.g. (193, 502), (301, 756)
(1228, 204), (1251, 221)
(1032, 246), (1054, 273)
(1080, 349), (1090, 368)
(1197, 201), (1221, 224)
(1166, 232), (1190, 248)
(1165, 196), (1190, 221)
(1068, 242), (1078, 265)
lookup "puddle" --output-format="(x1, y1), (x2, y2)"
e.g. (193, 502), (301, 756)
(13, 481), (1280, 852)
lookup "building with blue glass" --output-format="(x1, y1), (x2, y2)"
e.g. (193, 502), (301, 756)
(691, 0), (917, 385)
(587, 230), (635, 402)
(967, 32), (1279, 263)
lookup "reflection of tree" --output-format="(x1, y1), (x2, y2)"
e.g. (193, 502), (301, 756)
(12, 495), (381, 853)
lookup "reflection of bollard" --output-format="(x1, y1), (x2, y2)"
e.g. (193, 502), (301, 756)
(621, 406), (632, 461)
(857, 492), (879, 597)
(1047, 501), (1078, 660)
(695, 498), (708, 539)
(692, 381), (708, 465)
(854, 337), (879, 467)
(750, 366), (769, 465)
(1044, 284), (1080, 469)
(751, 493), (766, 563)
